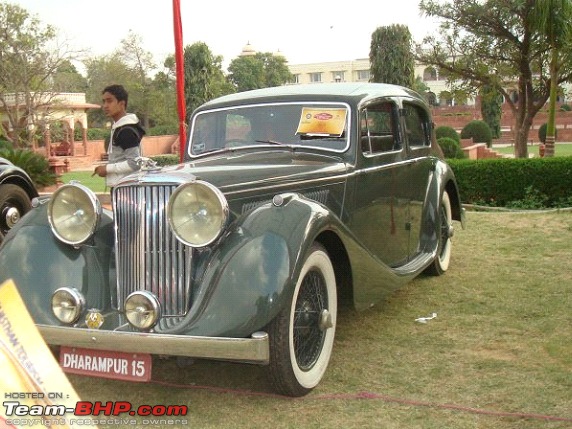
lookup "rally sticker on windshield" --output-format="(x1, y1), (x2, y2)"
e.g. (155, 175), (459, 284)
(296, 108), (347, 136)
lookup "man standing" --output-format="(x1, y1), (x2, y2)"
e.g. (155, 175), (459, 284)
(93, 85), (145, 188)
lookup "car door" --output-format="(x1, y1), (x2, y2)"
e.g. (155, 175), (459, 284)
(400, 100), (435, 259)
(348, 99), (412, 267)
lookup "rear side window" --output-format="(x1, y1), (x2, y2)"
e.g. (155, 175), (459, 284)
(360, 102), (401, 155)
(403, 103), (430, 148)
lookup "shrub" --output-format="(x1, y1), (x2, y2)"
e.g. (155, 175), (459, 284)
(150, 154), (179, 166)
(435, 126), (460, 143)
(71, 127), (111, 142)
(538, 123), (558, 143)
(506, 186), (549, 210)
(0, 139), (13, 150)
(448, 157), (572, 208)
(0, 148), (56, 187)
(148, 125), (179, 136)
(437, 137), (465, 159)
(560, 104), (571, 111)
(460, 120), (493, 147)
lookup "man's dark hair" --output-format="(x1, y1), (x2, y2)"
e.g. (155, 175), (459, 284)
(102, 84), (129, 107)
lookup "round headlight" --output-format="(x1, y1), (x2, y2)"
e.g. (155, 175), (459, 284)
(52, 288), (85, 324)
(48, 183), (101, 245)
(125, 291), (161, 330)
(167, 181), (228, 247)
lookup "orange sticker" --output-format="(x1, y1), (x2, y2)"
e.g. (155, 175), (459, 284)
(296, 108), (347, 136)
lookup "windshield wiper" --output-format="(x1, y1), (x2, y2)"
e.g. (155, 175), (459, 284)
(255, 139), (287, 146)
(195, 147), (233, 155)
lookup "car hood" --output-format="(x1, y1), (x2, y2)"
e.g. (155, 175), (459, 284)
(126, 150), (349, 193)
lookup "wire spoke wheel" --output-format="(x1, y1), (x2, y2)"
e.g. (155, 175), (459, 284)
(427, 191), (453, 276)
(267, 243), (337, 396)
(293, 270), (327, 370)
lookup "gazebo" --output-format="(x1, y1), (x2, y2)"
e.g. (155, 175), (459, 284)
(0, 92), (100, 157)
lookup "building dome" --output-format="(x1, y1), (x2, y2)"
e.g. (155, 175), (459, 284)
(273, 49), (286, 60)
(240, 42), (256, 56)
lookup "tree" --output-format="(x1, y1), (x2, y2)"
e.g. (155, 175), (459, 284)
(228, 56), (264, 92)
(148, 58), (178, 129)
(530, 0), (572, 157)
(228, 52), (293, 92)
(51, 60), (87, 93)
(417, 0), (572, 158)
(370, 24), (415, 88)
(181, 42), (233, 115)
(0, 3), (82, 147)
(115, 31), (157, 129)
(480, 84), (503, 139)
(85, 36), (182, 131)
(84, 54), (134, 127)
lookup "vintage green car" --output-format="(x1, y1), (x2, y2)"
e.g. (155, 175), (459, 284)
(0, 83), (465, 397)
(0, 156), (38, 243)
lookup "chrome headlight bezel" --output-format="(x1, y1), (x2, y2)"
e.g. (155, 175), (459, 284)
(47, 183), (101, 246)
(124, 291), (161, 330)
(167, 181), (229, 248)
(51, 287), (85, 325)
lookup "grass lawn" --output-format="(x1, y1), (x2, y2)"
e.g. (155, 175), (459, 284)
(61, 170), (107, 193)
(63, 210), (572, 429)
(493, 142), (572, 157)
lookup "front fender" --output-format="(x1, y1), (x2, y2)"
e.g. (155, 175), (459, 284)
(0, 165), (39, 199)
(0, 203), (114, 324)
(179, 194), (331, 337)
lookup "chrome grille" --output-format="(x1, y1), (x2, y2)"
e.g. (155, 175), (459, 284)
(113, 185), (192, 316)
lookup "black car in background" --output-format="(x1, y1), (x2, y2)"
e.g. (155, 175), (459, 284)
(0, 157), (38, 243)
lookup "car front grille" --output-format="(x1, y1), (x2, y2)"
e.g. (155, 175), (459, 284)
(113, 184), (192, 317)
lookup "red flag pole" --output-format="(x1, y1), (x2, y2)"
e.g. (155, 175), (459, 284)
(173, 0), (186, 162)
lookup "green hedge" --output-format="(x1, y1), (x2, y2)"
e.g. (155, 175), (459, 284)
(437, 137), (465, 159)
(461, 120), (493, 147)
(435, 126), (460, 143)
(448, 157), (572, 207)
(150, 154), (179, 166)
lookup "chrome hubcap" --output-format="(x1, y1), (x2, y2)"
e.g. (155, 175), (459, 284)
(5, 207), (20, 228)
(319, 309), (333, 331)
(447, 224), (454, 238)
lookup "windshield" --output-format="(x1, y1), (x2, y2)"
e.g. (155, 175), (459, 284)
(188, 102), (350, 156)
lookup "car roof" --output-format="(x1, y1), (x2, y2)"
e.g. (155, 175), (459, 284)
(196, 83), (426, 112)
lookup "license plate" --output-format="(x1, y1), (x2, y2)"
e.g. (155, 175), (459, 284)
(59, 346), (152, 382)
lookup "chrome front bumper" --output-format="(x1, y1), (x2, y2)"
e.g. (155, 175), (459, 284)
(39, 325), (270, 364)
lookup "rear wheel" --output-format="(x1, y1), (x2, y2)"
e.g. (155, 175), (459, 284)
(0, 184), (32, 243)
(266, 243), (337, 397)
(426, 191), (453, 276)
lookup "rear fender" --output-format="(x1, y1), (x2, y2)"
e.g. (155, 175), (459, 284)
(419, 159), (464, 254)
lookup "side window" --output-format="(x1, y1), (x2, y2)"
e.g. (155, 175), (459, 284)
(403, 103), (430, 148)
(360, 102), (400, 155)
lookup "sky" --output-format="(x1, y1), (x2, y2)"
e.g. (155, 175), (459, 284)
(11, 0), (440, 69)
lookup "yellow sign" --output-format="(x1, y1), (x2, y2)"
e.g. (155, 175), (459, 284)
(296, 108), (347, 136)
(0, 280), (96, 429)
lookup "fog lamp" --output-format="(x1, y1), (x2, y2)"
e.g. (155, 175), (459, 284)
(52, 287), (85, 324)
(124, 291), (161, 330)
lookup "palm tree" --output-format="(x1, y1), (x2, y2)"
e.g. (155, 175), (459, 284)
(531, 0), (572, 157)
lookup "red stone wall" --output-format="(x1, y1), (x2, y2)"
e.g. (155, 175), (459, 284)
(432, 106), (572, 142)
(42, 135), (179, 171)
